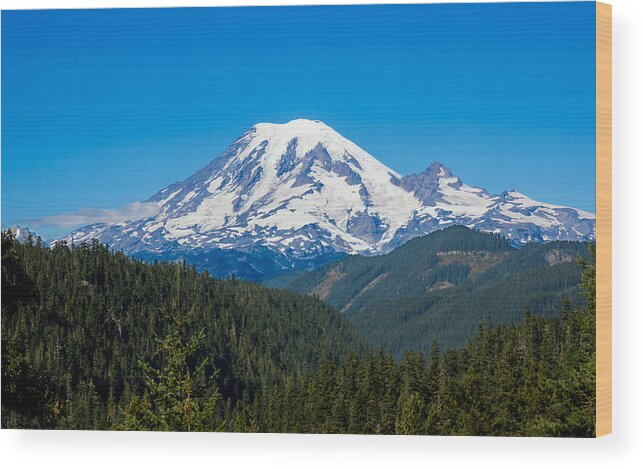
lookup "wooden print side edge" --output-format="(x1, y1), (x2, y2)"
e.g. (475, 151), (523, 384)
(596, 1), (612, 438)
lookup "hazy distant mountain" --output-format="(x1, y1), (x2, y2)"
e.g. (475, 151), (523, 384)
(60, 119), (595, 279)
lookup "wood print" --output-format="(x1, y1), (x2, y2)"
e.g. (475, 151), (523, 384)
(1, 2), (611, 436)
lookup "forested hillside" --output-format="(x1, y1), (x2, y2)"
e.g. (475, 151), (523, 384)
(1, 232), (361, 429)
(239, 244), (597, 437)
(236, 307), (595, 436)
(279, 226), (590, 355)
(1, 231), (595, 436)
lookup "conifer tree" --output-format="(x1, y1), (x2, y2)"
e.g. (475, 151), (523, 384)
(121, 308), (222, 431)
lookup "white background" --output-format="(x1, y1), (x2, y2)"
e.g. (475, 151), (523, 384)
(1, 0), (641, 468)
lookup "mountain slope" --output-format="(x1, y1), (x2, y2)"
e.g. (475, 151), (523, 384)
(61, 119), (595, 279)
(281, 226), (591, 355)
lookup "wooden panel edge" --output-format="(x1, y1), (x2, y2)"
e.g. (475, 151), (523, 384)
(595, 1), (612, 438)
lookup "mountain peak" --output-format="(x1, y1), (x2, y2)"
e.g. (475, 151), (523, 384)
(7, 225), (39, 243)
(255, 118), (325, 126)
(425, 161), (452, 178)
(244, 119), (354, 165)
(251, 119), (333, 136)
(238, 118), (403, 181)
(498, 189), (525, 201)
(398, 161), (457, 205)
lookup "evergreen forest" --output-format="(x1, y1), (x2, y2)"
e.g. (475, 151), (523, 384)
(1, 230), (595, 436)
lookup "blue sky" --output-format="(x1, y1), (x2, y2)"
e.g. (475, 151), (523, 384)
(2, 3), (596, 239)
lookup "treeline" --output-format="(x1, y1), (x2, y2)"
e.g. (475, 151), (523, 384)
(1, 231), (595, 436)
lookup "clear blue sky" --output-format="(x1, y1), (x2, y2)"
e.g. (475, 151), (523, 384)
(2, 2), (596, 239)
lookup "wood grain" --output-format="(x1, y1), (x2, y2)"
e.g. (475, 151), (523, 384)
(596, 1), (612, 438)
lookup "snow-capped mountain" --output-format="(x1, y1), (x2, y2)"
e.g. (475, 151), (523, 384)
(7, 225), (39, 243)
(60, 119), (595, 279)
(390, 162), (596, 249)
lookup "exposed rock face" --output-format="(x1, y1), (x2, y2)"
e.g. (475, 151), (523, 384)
(544, 249), (574, 266)
(398, 162), (460, 205)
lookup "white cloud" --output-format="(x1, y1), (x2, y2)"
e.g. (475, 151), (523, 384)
(27, 201), (160, 228)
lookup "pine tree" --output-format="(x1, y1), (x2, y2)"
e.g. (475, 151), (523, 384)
(120, 308), (222, 431)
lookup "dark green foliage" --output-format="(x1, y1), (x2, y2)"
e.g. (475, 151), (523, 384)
(1, 234), (362, 429)
(284, 226), (590, 356)
(245, 256), (596, 436)
(262, 268), (311, 290)
(120, 308), (223, 431)
(1, 230), (595, 436)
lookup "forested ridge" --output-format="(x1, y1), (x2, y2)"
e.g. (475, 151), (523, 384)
(1, 231), (595, 436)
(1, 232), (361, 429)
(278, 226), (590, 355)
